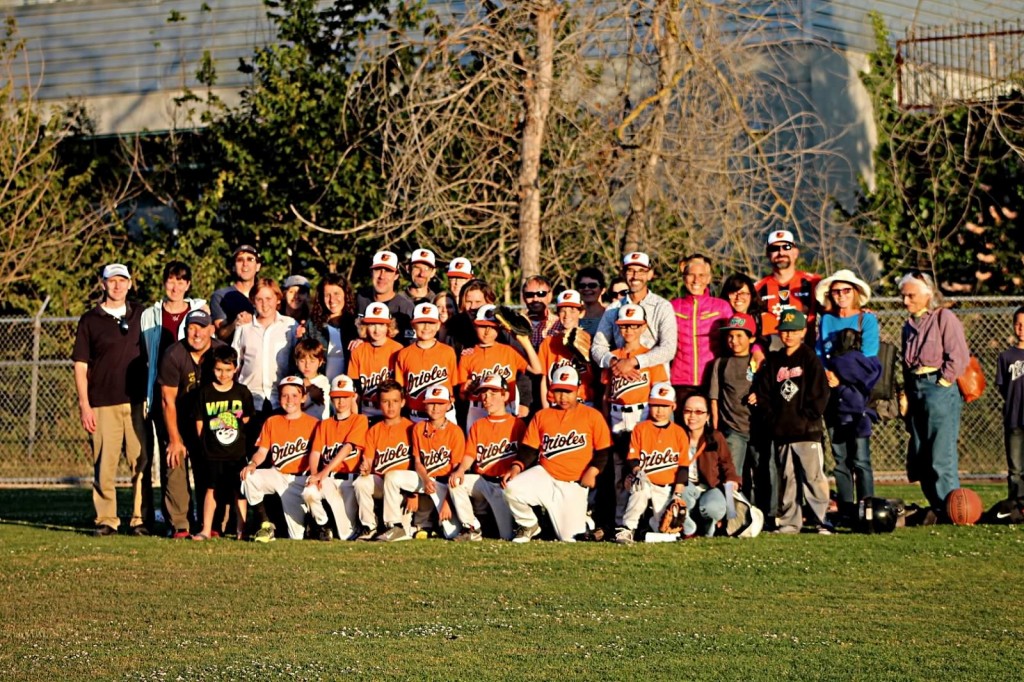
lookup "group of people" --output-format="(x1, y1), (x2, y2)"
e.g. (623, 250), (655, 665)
(73, 228), (1012, 543)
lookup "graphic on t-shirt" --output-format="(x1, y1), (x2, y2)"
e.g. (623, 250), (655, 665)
(211, 411), (241, 446)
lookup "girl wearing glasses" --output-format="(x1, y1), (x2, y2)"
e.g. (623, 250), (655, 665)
(814, 269), (881, 522)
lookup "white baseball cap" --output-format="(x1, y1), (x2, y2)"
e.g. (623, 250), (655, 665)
(474, 304), (499, 327)
(475, 373), (509, 393)
(372, 251), (399, 272)
(413, 302), (440, 323)
(411, 248), (436, 267)
(766, 230), (796, 246)
(648, 382), (676, 407)
(616, 304), (646, 325)
(556, 290), (584, 308)
(549, 365), (581, 390)
(422, 385), (451, 404)
(363, 302), (392, 324)
(279, 376), (306, 392)
(447, 257), (473, 279)
(622, 252), (651, 269)
(102, 263), (131, 280)
(330, 375), (357, 397)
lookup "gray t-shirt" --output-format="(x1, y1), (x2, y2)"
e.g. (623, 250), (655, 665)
(708, 355), (754, 435)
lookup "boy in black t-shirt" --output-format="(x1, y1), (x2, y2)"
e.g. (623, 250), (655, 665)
(997, 305), (1024, 501)
(194, 346), (255, 540)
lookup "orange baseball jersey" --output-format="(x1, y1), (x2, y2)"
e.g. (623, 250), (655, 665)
(364, 418), (414, 476)
(537, 335), (595, 404)
(755, 271), (822, 336)
(602, 346), (669, 406)
(412, 420), (466, 478)
(627, 420), (687, 486)
(311, 413), (369, 475)
(256, 413), (319, 475)
(465, 413), (527, 477)
(347, 339), (402, 403)
(522, 404), (612, 482)
(457, 342), (527, 391)
(395, 341), (457, 412)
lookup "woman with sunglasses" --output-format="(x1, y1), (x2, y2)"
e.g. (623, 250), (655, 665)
(814, 269), (881, 521)
(898, 271), (969, 513)
(574, 266), (607, 337)
(676, 394), (741, 538)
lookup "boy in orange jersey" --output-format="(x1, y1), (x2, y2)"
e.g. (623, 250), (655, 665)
(376, 386), (479, 541)
(395, 302), (458, 424)
(452, 373), (526, 540)
(352, 380), (414, 539)
(348, 302), (403, 422)
(615, 383), (686, 544)
(302, 375), (369, 541)
(502, 366), (613, 542)
(239, 376), (319, 541)
(458, 304), (542, 429)
(538, 289), (596, 407)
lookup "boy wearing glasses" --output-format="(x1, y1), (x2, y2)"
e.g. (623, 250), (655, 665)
(755, 231), (821, 346)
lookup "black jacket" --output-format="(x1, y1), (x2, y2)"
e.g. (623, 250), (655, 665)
(753, 344), (829, 444)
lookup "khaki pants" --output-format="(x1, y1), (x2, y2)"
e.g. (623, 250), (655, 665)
(92, 403), (149, 529)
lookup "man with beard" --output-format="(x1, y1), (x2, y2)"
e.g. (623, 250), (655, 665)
(755, 230), (821, 348)
(405, 248), (439, 305)
(522, 276), (561, 351)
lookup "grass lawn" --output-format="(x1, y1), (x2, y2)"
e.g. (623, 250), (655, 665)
(0, 484), (1019, 681)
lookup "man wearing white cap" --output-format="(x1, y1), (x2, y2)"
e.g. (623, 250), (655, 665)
(406, 248), (439, 305)
(591, 252), (677, 383)
(755, 230), (821, 346)
(446, 257), (474, 301)
(72, 264), (150, 536)
(356, 250), (416, 344)
(502, 366), (614, 542)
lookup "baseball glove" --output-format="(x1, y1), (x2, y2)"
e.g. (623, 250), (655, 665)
(494, 305), (532, 337)
(659, 499), (687, 534)
(564, 327), (592, 365)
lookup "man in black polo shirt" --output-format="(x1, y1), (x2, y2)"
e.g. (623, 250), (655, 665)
(355, 250), (416, 344)
(158, 309), (224, 538)
(73, 263), (149, 536)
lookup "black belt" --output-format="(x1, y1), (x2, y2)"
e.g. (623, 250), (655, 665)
(481, 474), (503, 484)
(333, 472), (357, 481)
(433, 474), (450, 484)
(612, 403), (646, 413)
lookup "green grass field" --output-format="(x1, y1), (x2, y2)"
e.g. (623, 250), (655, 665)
(0, 484), (1020, 681)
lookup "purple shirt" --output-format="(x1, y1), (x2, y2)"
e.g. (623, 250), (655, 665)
(901, 307), (970, 384)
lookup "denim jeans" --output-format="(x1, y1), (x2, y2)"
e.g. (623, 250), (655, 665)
(906, 373), (962, 508)
(682, 484), (727, 537)
(722, 427), (776, 517)
(829, 425), (874, 508)
(1005, 427), (1024, 500)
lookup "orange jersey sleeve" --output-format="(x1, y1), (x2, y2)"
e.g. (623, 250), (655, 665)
(312, 413), (369, 474)
(531, 404), (610, 482)
(364, 418), (414, 475)
(539, 335), (595, 404)
(466, 414), (526, 477)
(412, 421), (466, 478)
(395, 342), (457, 412)
(347, 340), (401, 403)
(627, 420), (687, 486)
(257, 413), (318, 475)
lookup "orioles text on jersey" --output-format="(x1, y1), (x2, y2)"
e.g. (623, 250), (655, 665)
(405, 365), (450, 396)
(373, 444), (411, 475)
(271, 438), (309, 469)
(476, 438), (517, 470)
(541, 430), (588, 460)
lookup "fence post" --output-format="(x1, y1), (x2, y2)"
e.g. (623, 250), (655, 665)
(26, 295), (50, 460)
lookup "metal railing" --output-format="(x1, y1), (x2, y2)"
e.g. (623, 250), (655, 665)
(0, 297), (1018, 484)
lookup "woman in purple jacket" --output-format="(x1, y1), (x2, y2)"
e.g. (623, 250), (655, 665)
(899, 271), (970, 511)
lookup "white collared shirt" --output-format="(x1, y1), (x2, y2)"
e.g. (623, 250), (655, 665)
(232, 313), (297, 410)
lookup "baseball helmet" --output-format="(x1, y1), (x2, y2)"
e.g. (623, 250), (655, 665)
(855, 497), (897, 534)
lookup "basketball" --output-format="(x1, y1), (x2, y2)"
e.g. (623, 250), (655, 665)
(945, 488), (984, 526)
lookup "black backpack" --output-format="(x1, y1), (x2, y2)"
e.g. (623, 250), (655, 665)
(854, 312), (900, 421)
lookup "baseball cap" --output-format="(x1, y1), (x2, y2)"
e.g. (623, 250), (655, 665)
(474, 304), (499, 327)
(616, 304), (646, 325)
(422, 386), (451, 404)
(411, 248), (436, 267)
(622, 252), (652, 269)
(777, 309), (807, 331)
(362, 302), (392, 324)
(102, 263), (131, 280)
(279, 375), (306, 392)
(233, 245), (260, 261)
(721, 313), (756, 337)
(766, 230), (795, 246)
(282, 275), (311, 290)
(329, 375), (357, 397)
(185, 309), (212, 328)
(556, 290), (584, 308)
(475, 373), (509, 393)
(447, 257), (473, 279)
(550, 365), (581, 391)
(648, 382), (676, 407)
(413, 302), (440, 323)
(371, 251), (399, 272)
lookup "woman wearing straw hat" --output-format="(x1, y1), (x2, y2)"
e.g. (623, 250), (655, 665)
(814, 269), (882, 521)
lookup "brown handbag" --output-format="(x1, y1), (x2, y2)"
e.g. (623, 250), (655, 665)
(957, 355), (986, 403)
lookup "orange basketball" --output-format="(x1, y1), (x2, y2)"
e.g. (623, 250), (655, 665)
(945, 488), (983, 526)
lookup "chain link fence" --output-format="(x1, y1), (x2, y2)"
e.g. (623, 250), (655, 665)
(0, 297), (1018, 485)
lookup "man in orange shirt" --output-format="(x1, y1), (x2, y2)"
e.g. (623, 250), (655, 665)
(755, 230), (821, 347)
(377, 386), (478, 541)
(452, 374), (526, 540)
(502, 366), (613, 542)
(239, 376), (319, 541)
(347, 302), (402, 421)
(352, 380), (414, 539)
(302, 375), (369, 541)
(395, 302), (458, 424)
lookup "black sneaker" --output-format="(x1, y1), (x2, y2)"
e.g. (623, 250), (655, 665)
(130, 526), (151, 537)
(94, 525), (117, 537)
(316, 526), (333, 542)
